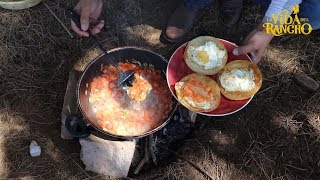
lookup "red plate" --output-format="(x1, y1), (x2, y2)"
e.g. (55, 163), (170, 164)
(166, 39), (253, 116)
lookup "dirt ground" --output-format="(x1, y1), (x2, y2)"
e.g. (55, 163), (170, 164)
(0, 0), (319, 179)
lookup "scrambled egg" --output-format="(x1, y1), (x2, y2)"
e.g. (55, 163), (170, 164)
(178, 80), (213, 110)
(184, 97), (212, 110)
(219, 69), (255, 92)
(189, 41), (226, 70)
(127, 74), (152, 102)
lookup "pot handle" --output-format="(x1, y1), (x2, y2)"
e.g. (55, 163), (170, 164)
(65, 114), (91, 138)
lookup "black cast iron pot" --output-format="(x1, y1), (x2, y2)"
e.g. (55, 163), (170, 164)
(65, 47), (178, 140)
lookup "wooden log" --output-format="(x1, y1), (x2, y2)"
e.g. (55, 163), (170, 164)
(293, 73), (319, 92)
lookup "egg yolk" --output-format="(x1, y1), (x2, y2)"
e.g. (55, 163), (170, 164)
(196, 51), (209, 64)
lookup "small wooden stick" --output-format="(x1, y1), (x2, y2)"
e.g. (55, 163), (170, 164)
(149, 134), (157, 165)
(134, 138), (150, 174)
(43, 1), (74, 38)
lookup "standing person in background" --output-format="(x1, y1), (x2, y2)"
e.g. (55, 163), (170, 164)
(71, 0), (320, 64)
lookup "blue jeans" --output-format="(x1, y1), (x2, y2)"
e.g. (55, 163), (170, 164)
(184, 0), (213, 11)
(184, 0), (320, 30)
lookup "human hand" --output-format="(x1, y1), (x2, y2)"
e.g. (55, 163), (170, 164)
(233, 23), (274, 64)
(71, 0), (104, 37)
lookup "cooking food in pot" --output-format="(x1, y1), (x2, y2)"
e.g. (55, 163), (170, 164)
(127, 73), (153, 103)
(88, 62), (173, 136)
(175, 73), (221, 112)
(184, 36), (227, 75)
(217, 60), (262, 100)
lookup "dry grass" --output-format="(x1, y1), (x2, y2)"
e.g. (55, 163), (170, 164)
(0, 109), (29, 177)
(0, 0), (319, 179)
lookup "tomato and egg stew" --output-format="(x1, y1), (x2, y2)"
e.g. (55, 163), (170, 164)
(88, 62), (173, 136)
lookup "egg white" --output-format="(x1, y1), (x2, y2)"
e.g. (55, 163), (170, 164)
(189, 41), (226, 70)
(219, 69), (255, 92)
(184, 97), (212, 110)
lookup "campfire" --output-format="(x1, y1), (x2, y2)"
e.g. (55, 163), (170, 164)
(61, 47), (196, 177)
(131, 106), (195, 175)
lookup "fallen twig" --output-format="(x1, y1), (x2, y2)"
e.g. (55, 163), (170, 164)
(283, 163), (308, 172)
(134, 138), (150, 174)
(159, 145), (214, 180)
(149, 134), (157, 165)
(42, 1), (74, 38)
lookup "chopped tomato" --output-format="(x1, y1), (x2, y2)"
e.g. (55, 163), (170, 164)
(181, 77), (214, 103)
(88, 62), (173, 136)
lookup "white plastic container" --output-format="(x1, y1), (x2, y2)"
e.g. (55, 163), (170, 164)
(0, 0), (42, 10)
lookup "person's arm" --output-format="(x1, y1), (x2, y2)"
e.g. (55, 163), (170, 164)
(71, 0), (104, 37)
(233, 0), (302, 64)
(262, 0), (302, 23)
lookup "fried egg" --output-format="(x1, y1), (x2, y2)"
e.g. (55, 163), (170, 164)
(189, 41), (226, 70)
(219, 69), (255, 92)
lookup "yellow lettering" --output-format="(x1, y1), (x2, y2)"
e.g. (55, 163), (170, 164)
(293, 14), (301, 24)
(273, 26), (283, 36)
(301, 23), (313, 35)
(263, 23), (274, 35)
(294, 25), (301, 34)
(280, 25), (287, 34)
(264, 6), (311, 36)
(274, 26), (279, 35)
(300, 18), (308, 22)
(286, 16), (293, 24)
(286, 25), (294, 34)
(271, 14), (279, 24)
(279, 10), (290, 24)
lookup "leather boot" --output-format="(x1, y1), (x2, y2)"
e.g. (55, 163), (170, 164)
(219, 0), (243, 27)
(161, 3), (198, 43)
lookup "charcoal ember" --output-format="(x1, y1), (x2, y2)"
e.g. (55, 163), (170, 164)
(129, 106), (194, 175)
(152, 106), (195, 161)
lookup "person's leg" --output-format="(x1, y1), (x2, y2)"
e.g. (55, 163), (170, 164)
(161, 0), (213, 43)
(184, 0), (213, 10)
(298, 0), (320, 30)
(219, 0), (243, 27)
(255, 0), (271, 8)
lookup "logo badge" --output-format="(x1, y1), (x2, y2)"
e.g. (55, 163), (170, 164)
(263, 5), (313, 36)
